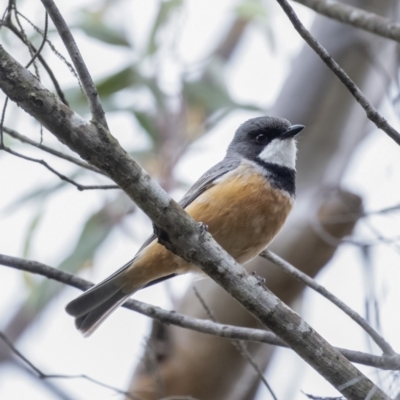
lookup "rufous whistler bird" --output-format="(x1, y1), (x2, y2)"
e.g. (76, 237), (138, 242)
(66, 116), (304, 336)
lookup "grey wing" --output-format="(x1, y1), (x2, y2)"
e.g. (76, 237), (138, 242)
(137, 156), (240, 253)
(88, 156), (240, 289)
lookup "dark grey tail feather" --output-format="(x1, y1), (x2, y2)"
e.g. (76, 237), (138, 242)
(75, 290), (132, 337)
(66, 272), (178, 336)
(66, 277), (121, 318)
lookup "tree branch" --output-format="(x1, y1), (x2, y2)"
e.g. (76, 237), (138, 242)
(4, 126), (105, 175)
(39, 0), (108, 129)
(1, 145), (119, 191)
(0, 331), (142, 400)
(25, 12), (48, 70)
(1, 254), (400, 372)
(0, 46), (390, 399)
(293, 0), (400, 44)
(3, 17), (69, 106)
(275, 0), (400, 146)
(260, 250), (395, 355)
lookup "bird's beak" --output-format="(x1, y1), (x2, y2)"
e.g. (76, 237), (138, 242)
(281, 124), (304, 139)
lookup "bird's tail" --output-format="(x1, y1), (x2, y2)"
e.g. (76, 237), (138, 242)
(65, 274), (137, 337)
(66, 256), (177, 336)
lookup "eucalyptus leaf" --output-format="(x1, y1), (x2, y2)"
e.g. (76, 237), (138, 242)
(146, 0), (183, 56)
(133, 111), (159, 143)
(27, 201), (132, 309)
(76, 10), (131, 47)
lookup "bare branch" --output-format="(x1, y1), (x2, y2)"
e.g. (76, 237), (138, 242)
(4, 126), (105, 175)
(0, 46), (391, 399)
(25, 12), (48, 69)
(275, 0), (400, 146)
(4, 19), (69, 105)
(1, 254), (400, 372)
(293, 0), (400, 44)
(12, 2), (40, 80)
(40, 0), (108, 129)
(15, 10), (81, 94)
(1, 145), (119, 190)
(0, 331), (142, 400)
(260, 250), (396, 356)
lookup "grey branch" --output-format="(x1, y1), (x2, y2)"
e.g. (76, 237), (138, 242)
(2, 145), (119, 191)
(25, 12), (48, 70)
(0, 46), (390, 400)
(276, 0), (400, 146)
(0, 331), (141, 400)
(261, 250), (396, 355)
(1, 254), (400, 372)
(4, 126), (105, 175)
(40, 0), (108, 129)
(293, 0), (400, 44)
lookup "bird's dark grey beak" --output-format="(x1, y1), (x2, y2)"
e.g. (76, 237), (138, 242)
(280, 124), (304, 140)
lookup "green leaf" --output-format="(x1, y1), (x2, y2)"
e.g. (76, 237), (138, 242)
(146, 0), (184, 56)
(133, 111), (159, 143)
(76, 10), (131, 47)
(64, 66), (141, 113)
(235, 0), (268, 21)
(96, 66), (141, 97)
(27, 202), (129, 309)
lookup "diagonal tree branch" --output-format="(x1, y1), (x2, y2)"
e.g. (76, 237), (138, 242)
(25, 12), (48, 70)
(276, 0), (400, 146)
(2, 145), (119, 191)
(39, 0), (108, 129)
(0, 46), (391, 399)
(4, 126), (105, 175)
(292, 0), (400, 44)
(260, 250), (395, 355)
(1, 254), (400, 372)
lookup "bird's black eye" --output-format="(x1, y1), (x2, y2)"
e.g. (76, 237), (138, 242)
(255, 133), (267, 144)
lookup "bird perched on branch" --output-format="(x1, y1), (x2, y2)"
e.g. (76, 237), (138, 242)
(66, 116), (304, 335)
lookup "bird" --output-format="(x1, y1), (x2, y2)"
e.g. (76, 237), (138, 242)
(66, 116), (304, 336)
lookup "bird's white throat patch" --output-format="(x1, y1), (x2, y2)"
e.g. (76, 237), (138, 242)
(258, 138), (297, 170)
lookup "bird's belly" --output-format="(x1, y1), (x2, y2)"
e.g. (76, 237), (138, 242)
(186, 166), (294, 264)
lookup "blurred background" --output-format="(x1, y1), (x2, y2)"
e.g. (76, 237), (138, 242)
(1, 0), (400, 399)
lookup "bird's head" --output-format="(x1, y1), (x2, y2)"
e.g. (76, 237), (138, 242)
(228, 116), (304, 170)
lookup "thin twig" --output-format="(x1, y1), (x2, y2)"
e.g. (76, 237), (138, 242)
(2, 146), (119, 191)
(25, 12), (48, 69)
(0, 96), (7, 147)
(275, 0), (400, 146)
(5, 19), (69, 105)
(293, 0), (400, 44)
(15, 10), (82, 94)
(1, 254), (399, 371)
(40, 0), (108, 129)
(12, 2), (40, 80)
(193, 287), (278, 400)
(4, 126), (105, 175)
(260, 250), (395, 355)
(0, 331), (142, 400)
